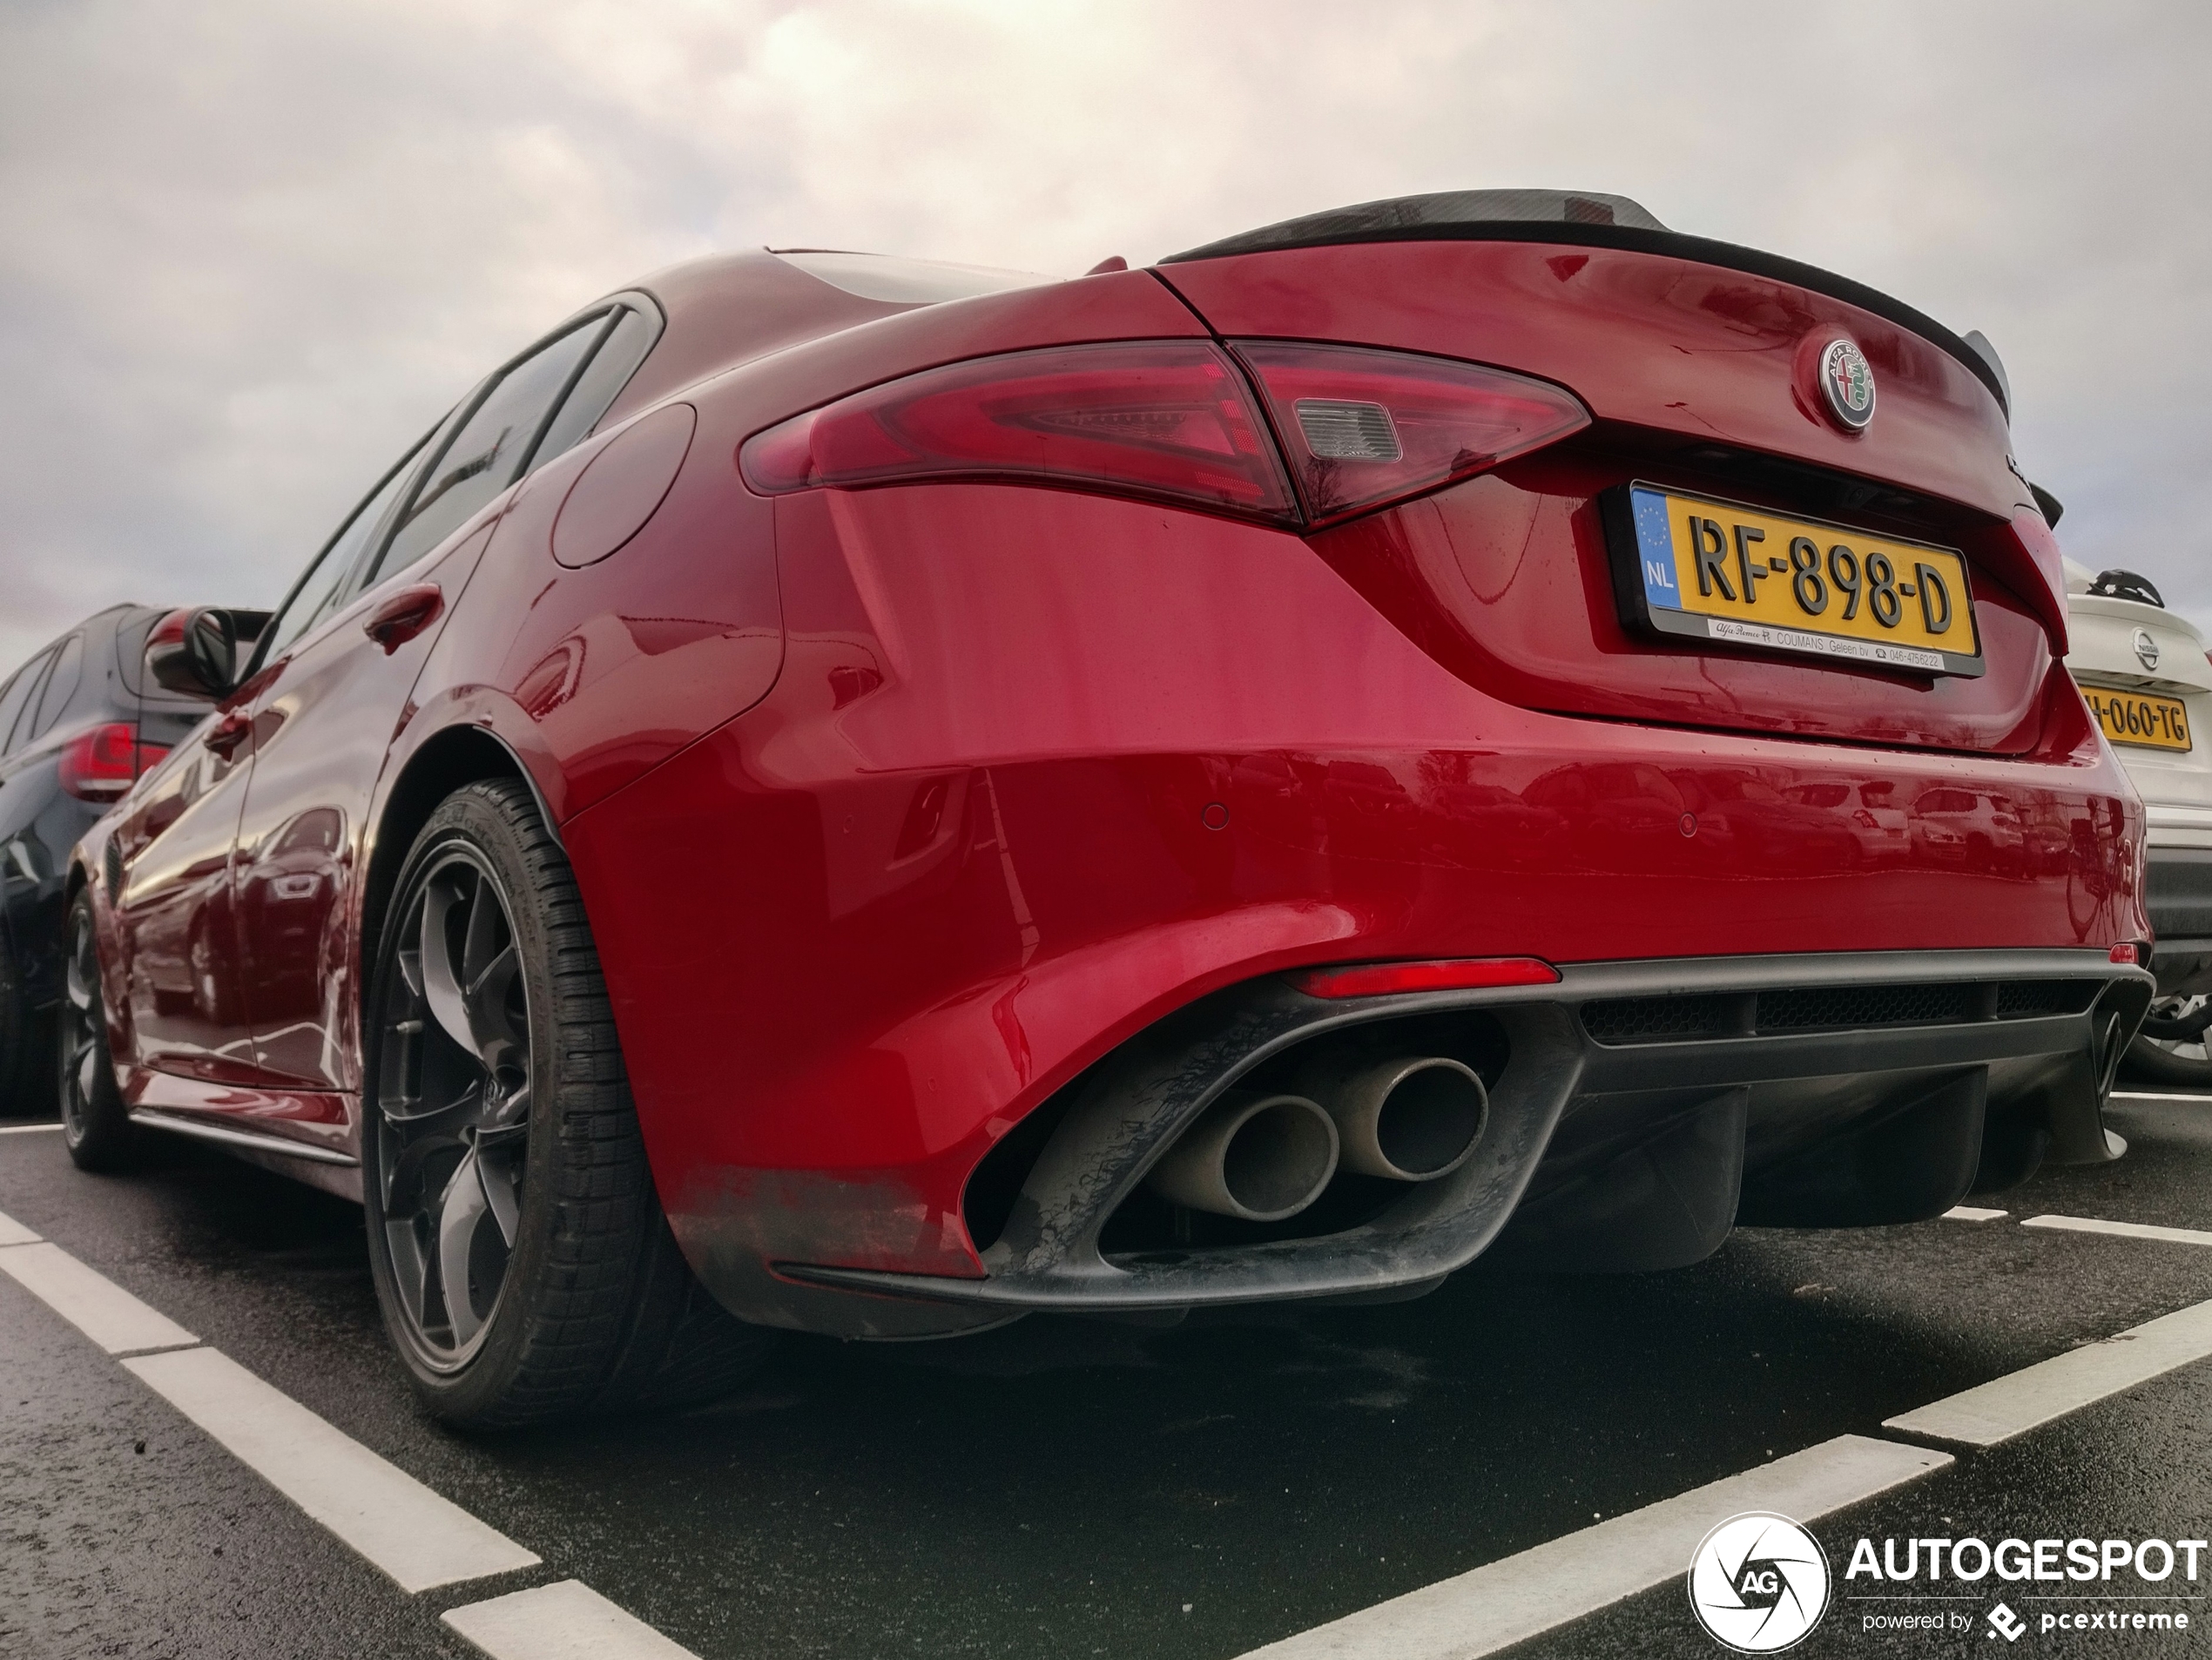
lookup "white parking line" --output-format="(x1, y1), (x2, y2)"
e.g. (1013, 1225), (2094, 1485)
(124, 1346), (540, 1592)
(1885, 1296), (2212, 1447)
(0, 1189), (701, 1649)
(0, 1239), (199, 1353)
(443, 1580), (702, 1660)
(0, 1121), (63, 1135)
(2022, 1214), (2212, 1247)
(1233, 1436), (1949, 1660)
(2110, 1091), (2212, 1104)
(8, 1115), (2209, 1659)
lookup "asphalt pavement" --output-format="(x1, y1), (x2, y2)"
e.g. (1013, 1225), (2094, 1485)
(4, 1087), (2211, 1660)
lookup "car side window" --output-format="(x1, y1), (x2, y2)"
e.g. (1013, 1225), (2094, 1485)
(260, 426), (441, 666)
(0, 651), (52, 756)
(26, 634), (84, 741)
(368, 317), (606, 586)
(529, 306), (658, 467)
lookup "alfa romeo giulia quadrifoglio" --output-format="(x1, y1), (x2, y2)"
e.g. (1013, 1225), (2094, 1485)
(63, 190), (2152, 1426)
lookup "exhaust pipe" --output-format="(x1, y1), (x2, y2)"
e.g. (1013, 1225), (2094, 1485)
(1143, 1091), (1340, 1221)
(1298, 1056), (1487, 1182)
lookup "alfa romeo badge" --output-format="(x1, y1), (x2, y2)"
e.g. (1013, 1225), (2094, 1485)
(1817, 338), (1876, 431)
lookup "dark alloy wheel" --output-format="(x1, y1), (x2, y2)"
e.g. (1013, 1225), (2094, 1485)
(58, 889), (136, 1169)
(2128, 992), (2212, 1090)
(372, 843), (533, 1369)
(361, 779), (774, 1427)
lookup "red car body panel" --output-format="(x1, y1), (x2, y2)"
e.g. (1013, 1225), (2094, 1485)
(1157, 242), (2025, 519)
(563, 479), (2141, 1304)
(1305, 473), (2059, 756)
(1164, 242), (2065, 750)
(73, 213), (2152, 1336)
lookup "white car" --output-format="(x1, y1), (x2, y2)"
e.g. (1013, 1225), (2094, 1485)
(2065, 557), (2212, 1086)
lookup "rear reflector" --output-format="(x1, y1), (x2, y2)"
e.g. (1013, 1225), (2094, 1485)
(59, 723), (167, 802)
(739, 341), (1297, 523)
(1232, 341), (1592, 523)
(2110, 942), (2149, 966)
(1287, 956), (1561, 999)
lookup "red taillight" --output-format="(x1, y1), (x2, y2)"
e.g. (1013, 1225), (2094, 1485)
(739, 341), (1297, 523)
(59, 724), (166, 802)
(2110, 941), (2150, 966)
(1287, 956), (1561, 999)
(1231, 341), (1593, 523)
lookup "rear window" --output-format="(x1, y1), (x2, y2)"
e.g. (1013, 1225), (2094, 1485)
(772, 250), (1060, 305)
(0, 650), (51, 755)
(27, 633), (83, 740)
(529, 305), (658, 465)
(115, 607), (164, 699)
(374, 318), (605, 582)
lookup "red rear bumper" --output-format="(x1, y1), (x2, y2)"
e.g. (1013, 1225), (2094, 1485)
(556, 481), (2146, 1333)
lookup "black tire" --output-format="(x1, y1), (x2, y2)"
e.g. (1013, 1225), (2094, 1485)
(2126, 992), (2212, 1090)
(58, 889), (138, 1169)
(361, 778), (774, 1428)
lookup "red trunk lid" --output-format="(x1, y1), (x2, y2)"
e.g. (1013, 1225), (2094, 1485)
(1161, 238), (2066, 755)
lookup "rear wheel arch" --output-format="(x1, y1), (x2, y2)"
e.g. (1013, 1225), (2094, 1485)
(362, 725), (563, 989)
(359, 768), (772, 1424)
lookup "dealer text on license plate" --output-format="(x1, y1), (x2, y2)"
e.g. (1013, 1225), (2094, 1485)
(2084, 685), (2193, 752)
(1603, 483), (1986, 678)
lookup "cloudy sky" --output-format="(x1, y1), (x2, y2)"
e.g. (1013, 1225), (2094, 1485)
(3, 0), (2208, 674)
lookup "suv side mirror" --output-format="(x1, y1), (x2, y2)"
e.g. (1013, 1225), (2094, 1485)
(145, 607), (267, 699)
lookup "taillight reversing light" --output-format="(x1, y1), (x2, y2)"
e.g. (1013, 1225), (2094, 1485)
(1231, 340), (1593, 523)
(739, 341), (1297, 523)
(1286, 956), (1561, 999)
(59, 723), (167, 802)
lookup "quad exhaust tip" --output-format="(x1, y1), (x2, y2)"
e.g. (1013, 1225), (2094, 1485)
(1143, 1091), (1340, 1221)
(1141, 1056), (1489, 1223)
(1299, 1054), (1488, 1184)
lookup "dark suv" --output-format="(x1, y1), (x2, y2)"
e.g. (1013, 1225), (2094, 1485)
(0, 606), (213, 1111)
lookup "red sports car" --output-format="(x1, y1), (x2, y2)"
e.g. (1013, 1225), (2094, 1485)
(64, 189), (2153, 1426)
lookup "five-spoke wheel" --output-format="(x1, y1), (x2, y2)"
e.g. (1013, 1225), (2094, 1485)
(361, 779), (772, 1426)
(372, 847), (532, 1367)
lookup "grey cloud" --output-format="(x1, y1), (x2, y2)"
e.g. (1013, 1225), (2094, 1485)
(2, 0), (2207, 672)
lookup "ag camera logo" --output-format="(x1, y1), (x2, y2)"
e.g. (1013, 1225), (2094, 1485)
(1688, 1512), (1831, 1652)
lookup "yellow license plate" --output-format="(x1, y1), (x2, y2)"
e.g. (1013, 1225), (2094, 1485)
(1604, 483), (1985, 678)
(2084, 685), (2194, 751)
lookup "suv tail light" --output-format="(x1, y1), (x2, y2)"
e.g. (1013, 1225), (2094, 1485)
(740, 341), (1297, 523)
(1231, 341), (1592, 523)
(59, 723), (167, 802)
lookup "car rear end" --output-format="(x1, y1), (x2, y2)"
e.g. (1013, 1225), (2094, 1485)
(2061, 561), (2212, 1080)
(0, 606), (181, 1108)
(561, 198), (2152, 1338)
